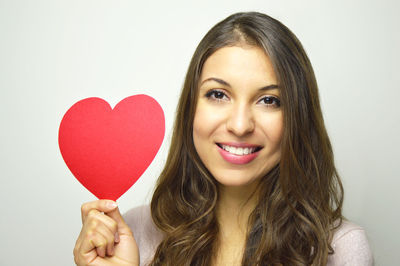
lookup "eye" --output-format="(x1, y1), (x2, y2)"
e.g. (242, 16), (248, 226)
(258, 96), (281, 108)
(205, 89), (229, 101)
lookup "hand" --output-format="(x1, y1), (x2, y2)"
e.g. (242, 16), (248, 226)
(73, 200), (139, 266)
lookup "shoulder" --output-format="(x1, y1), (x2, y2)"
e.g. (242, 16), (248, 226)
(327, 219), (374, 266)
(123, 205), (163, 266)
(123, 205), (155, 232)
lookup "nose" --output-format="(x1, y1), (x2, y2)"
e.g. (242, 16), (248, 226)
(226, 103), (255, 136)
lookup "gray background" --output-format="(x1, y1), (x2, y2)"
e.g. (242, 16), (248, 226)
(1, 0), (399, 265)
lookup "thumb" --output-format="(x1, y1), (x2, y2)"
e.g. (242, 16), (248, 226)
(105, 207), (132, 237)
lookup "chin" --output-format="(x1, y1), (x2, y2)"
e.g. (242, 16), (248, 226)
(213, 173), (259, 188)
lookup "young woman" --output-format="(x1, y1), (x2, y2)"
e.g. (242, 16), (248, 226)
(73, 12), (373, 266)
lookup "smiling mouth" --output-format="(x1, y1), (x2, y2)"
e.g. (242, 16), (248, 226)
(216, 143), (262, 156)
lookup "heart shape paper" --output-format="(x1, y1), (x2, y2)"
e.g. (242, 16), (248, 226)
(58, 95), (165, 201)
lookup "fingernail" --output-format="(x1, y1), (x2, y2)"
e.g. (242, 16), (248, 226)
(107, 201), (118, 209)
(115, 232), (120, 243)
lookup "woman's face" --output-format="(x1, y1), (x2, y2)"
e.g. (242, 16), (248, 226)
(193, 45), (283, 188)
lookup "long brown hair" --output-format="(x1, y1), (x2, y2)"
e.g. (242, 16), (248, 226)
(150, 12), (343, 265)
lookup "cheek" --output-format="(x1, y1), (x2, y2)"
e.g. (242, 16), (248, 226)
(192, 103), (211, 148)
(193, 107), (203, 140)
(261, 112), (284, 145)
(193, 101), (223, 141)
(271, 119), (284, 143)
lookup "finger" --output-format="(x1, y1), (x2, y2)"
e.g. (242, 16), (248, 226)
(85, 211), (119, 256)
(86, 210), (118, 236)
(105, 207), (132, 237)
(114, 231), (120, 243)
(73, 237), (83, 265)
(81, 200), (118, 223)
(93, 221), (116, 256)
(81, 230), (107, 259)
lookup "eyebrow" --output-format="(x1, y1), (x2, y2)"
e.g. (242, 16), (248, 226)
(200, 77), (279, 91)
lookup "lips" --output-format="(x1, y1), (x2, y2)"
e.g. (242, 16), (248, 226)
(216, 143), (262, 165)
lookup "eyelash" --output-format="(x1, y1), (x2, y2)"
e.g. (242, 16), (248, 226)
(205, 89), (228, 101)
(204, 89), (281, 108)
(258, 96), (281, 108)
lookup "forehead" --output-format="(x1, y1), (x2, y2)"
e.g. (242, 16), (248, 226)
(199, 45), (277, 86)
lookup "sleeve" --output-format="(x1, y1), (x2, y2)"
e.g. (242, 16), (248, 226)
(123, 205), (163, 266)
(328, 224), (374, 266)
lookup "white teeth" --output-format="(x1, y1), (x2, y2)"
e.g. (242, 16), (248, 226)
(221, 145), (257, 156)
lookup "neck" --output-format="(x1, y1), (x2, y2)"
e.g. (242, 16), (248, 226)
(216, 182), (259, 237)
(212, 183), (259, 266)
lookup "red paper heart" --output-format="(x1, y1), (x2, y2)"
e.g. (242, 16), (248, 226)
(58, 95), (165, 201)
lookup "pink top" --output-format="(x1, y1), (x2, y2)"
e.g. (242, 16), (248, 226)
(124, 205), (373, 266)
